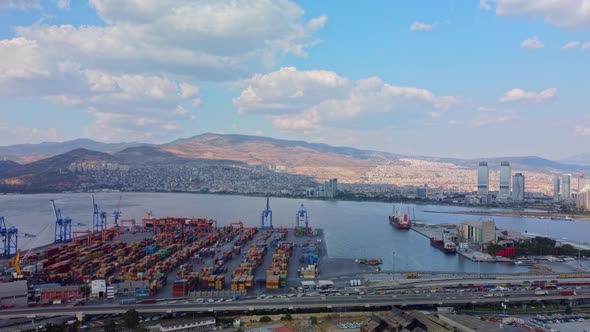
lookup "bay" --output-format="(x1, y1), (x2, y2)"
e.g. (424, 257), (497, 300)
(3, 192), (588, 274)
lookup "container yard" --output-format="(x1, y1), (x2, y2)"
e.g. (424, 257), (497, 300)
(0, 198), (372, 307)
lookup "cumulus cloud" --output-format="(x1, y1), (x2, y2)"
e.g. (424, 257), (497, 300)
(13, 0), (325, 81)
(521, 37), (544, 49)
(562, 41), (581, 50)
(491, 0), (590, 29)
(500, 88), (557, 103)
(410, 22), (434, 31)
(234, 67), (460, 131)
(0, 0), (325, 142)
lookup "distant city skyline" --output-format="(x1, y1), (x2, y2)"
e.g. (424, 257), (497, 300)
(1, 1), (589, 159)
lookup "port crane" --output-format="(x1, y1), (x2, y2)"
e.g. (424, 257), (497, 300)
(91, 195), (108, 233)
(296, 204), (309, 231)
(260, 195), (273, 229)
(113, 195), (122, 227)
(51, 200), (72, 243)
(0, 216), (18, 257)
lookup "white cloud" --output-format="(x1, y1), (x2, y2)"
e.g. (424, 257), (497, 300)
(410, 22), (434, 31)
(0, 0), (40, 9)
(56, 0), (70, 10)
(562, 41), (581, 50)
(583, 41), (590, 49)
(0, 122), (59, 145)
(480, 0), (492, 10)
(471, 107), (517, 127)
(493, 0), (590, 29)
(234, 67), (460, 131)
(500, 88), (557, 103)
(521, 37), (544, 49)
(575, 125), (590, 136)
(0, 38), (49, 80)
(13, 0), (325, 81)
(0, 0), (324, 142)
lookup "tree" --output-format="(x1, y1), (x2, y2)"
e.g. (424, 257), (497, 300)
(123, 308), (140, 329)
(104, 320), (117, 332)
(259, 316), (272, 323)
(565, 304), (572, 315)
(310, 316), (318, 325)
(281, 314), (293, 321)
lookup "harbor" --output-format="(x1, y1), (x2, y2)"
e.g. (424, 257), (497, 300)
(0, 196), (377, 308)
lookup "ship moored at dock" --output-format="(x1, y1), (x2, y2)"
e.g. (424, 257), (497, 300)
(389, 206), (411, 229)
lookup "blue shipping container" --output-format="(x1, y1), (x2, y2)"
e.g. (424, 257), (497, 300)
(135, 289), (150, 297)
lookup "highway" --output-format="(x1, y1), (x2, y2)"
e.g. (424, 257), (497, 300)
(2, 289), (590, 319)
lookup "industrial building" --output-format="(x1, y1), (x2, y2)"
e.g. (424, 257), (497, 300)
(499, 162), (511, 198)
(477, 162), (489, 195)
(0, 280), (28, 307)
(152, 317), (216, 332)
(511, 173), (525, 201)
(36, 284), (82, 303)
(459, 220), (496, 244)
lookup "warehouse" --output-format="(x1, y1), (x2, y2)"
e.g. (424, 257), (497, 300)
(0, 280), (28, 307)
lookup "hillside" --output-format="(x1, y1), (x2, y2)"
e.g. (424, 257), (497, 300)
(162, 133), (379, 182)
(0, 138), (142, 163)
(0, 149), (118, 193)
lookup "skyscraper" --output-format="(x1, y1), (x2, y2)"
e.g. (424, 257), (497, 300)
(562, 174), (572, 199)
(499, 162), (511, 198)
(512, 173), (525, 201)
(553, 175), (561, 202)
(477, 162), (489, 195)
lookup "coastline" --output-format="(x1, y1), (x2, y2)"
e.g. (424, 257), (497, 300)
(424, 210), (590, 222)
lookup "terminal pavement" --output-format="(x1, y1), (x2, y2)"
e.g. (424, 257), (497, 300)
(2, 288), (590, 319)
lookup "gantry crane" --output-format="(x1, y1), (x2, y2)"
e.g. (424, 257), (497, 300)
(296, 204), (309, 230)
(113, 195), (122, 227)
(51, 200), (72, 243)
(260, 195), (273, 229)
(0, 216), (18, 257)
(92, 195), (108, 233)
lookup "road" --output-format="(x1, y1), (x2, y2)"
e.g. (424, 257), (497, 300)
(2, 289), (589, 319)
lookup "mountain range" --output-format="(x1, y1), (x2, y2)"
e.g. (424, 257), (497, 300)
(1, 133), (589, 193)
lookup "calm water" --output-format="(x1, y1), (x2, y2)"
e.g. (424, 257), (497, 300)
(3, 192), (589, 273)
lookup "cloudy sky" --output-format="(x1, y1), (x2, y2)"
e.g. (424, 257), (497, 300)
(1, 0), (589, 159)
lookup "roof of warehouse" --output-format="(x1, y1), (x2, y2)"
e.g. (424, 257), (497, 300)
(0, 280), (28, 294)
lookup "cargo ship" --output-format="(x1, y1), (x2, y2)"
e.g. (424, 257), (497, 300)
(389, 206), (411, 229)
(430, 237), (456, 254)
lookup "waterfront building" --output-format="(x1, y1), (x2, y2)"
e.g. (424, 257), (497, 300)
(553, 175), (561, 202)
(499, 162), (511, 198)
(477, 162), (489, 195)
(577, 185), (590, 210)
(416, 185), (428, 198)
(512, 173), (525, 201)
(323, 178), (338, 198)
(562, 174), (572, 199)
(459, 220), (496, 244)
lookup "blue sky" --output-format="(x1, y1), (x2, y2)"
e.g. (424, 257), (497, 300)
(0, 0), (589, 159)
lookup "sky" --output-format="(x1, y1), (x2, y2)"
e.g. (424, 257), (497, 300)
(0, 0), (589, 160)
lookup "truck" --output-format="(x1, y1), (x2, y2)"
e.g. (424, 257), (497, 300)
(406, 273), (419, 279)
(559, 290), (576, 296)
(535, 290), (548, 296)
